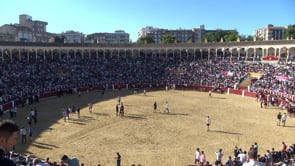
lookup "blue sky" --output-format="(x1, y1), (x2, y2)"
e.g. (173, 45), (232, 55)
(0, 0), (294, 42)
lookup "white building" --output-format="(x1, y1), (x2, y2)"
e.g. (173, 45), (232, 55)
(255, 24), (287, 41)
(87, 30), (130, 43)
(0, 24), (33, 42)
(137, 26), (163, 39)
(62, 30), (85, 43)
(137, 25), (206, 43)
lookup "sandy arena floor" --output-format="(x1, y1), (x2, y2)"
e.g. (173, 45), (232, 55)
(6, 89), (294, 166)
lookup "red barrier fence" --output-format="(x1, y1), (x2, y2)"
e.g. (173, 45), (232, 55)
(1, 84), (294, 112)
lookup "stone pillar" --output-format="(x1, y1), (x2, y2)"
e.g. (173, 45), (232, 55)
(286, 49), (290, 62)
(230, 48), (233, 60)
(208, 48), (210, 60)
(245, 48), (248, 60)
(18, 49), (21, 60)
(215, 48), (218, 59)
(35, 49), (37, 60)
(200, 49), (203, 59)
(51, 49), (53, 60)
(82, 49), (84, 59)
(67, 49), (69, 59)
(193, 48), (196, 60)
(253, 48), (256, 62)
(27, 49), (29, 61)
(186, 49), (189, 59)
(165, 49), (167, 59)
(223, 48), (225, 60)
(43, 49), (46, 60)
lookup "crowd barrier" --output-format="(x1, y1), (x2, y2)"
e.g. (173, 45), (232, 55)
(1, 84), (294, 112)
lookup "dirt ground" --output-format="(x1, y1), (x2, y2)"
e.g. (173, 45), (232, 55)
(4, 89), (295, 166)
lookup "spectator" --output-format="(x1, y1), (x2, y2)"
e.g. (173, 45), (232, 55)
(0, 120), (19, 166)
(195, 148), (200, 165)
(277, 112), (282, 126)
(224, 156), (233, 166)
(200, 151), (206, 166)
(206, 116), (211, 131)
(238, 150), (247, 164)
(242, 149), (265, 166)
(281, 113), (287, 127)
(233, 146), (239, 158)
(19, 126), (27, 144)
(116, 152), (121, 166)
(215, 149), (224, 166)
(61, 154), (79, 166)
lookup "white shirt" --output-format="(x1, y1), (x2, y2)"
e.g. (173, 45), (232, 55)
(165, 103), (169, 109)
(238, 153), (247, 163)
(206, 118), (211, 125)
(242, 160), (265, 166)
(282, 114), (287, 121)
(215, 151), (223, 161)
(195, 150), (200, 159)
(20, 128), (27, 135)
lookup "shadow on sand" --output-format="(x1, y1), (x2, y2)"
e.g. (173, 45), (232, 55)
(30, 141), (59, 150)
(159, 112), (189, 116)
(281, 125), (295, 128)
(93, 112), (110, 116)
(210, 129), (242, 135)
(123, 114), (146, 120)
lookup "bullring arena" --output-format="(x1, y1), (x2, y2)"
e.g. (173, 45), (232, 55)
(3, 89), (295, 166)
(0, 40), (295, 166)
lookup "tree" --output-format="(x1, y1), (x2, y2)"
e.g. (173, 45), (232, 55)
(54, 35), (66, 43)
(224, 32), (239, 42)
(239, 35), (253, 41)
(136, 36), (155, 44)
(202, 32), (217, 42)
(284, 24), (295, 39)
(201, 30), (238, 42)
(161, 34), (176, 44)
(246, 35), (253, 41)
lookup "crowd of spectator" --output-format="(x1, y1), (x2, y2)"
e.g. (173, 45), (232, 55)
(192, 142), (295, 166)
(0, 54), (294, 108)
(3, 141), (295, 165)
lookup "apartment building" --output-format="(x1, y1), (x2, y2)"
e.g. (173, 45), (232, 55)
(19, 14), (48, 42)
(87, 30), (130, 43)
(137, 25), (206, 43)
(0, 24), (33, 42)
(61, 30), (85, 43)
(255, 24), (287, 40)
